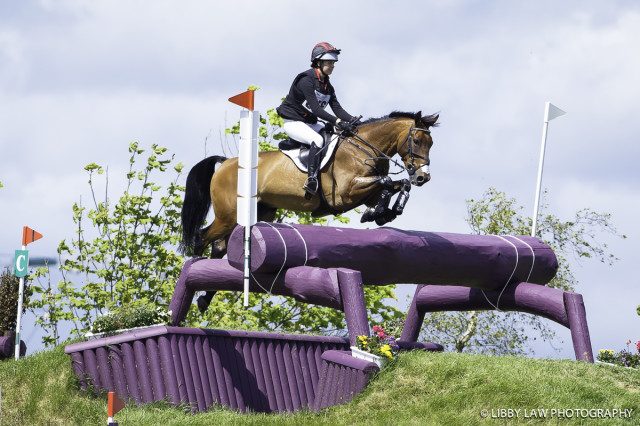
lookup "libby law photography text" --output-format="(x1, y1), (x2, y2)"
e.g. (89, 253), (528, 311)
(482, 408), (634, 420)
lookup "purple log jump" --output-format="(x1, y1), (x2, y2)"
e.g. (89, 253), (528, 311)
(401, 283), (594, 362)
(226, 223), (558, 290)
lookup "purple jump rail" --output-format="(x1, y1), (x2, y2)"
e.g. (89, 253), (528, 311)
(169, 258), (370, 347)
(401, 283), (593, 362)
(226, 223), (558, 290)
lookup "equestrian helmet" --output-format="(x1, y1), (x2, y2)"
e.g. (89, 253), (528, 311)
(311, 42), (341, 65)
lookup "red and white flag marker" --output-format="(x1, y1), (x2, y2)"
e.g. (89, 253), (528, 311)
(13, 226), (43, 360)
(229, 90), (258, 307)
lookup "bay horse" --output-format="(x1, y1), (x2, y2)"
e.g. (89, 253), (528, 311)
(180, 111), (438, 311)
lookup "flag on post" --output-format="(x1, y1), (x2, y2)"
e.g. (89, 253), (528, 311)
(108, 391), (125, 425)
(22, 226), (43, 246)
(228, 90), (255, 111)
(544, 102), (566, 122)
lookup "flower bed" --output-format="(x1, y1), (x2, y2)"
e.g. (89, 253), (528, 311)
(596, 340), (640, 369)
(353, 325), (400, 367)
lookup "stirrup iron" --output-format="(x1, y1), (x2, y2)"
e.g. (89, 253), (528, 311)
(303, 176), (318, 199)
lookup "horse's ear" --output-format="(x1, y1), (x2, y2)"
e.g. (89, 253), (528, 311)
(421, 113), (439, 128)
(415, 111), (422, 121)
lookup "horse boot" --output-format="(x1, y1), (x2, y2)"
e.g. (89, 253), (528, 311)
(303, 142), (320, 199)
(392, 179), (412, 215)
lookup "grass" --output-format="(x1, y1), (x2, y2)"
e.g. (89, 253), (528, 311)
(1, 344), (639, 425)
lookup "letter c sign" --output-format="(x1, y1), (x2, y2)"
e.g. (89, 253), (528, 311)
(14, 250), (29, 278)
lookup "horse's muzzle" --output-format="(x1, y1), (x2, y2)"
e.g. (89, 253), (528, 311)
(410, 164), (431, 186)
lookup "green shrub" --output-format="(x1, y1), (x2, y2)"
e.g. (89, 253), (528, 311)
(90, 304), (171, 335)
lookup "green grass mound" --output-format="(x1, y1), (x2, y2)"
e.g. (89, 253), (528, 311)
(1, 345), (638, 425)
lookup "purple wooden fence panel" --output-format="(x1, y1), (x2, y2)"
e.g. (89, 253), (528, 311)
(66, 326), (351, 413)
(312, 350), (379, 411)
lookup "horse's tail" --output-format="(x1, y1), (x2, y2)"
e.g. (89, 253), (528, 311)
(180, 155), (227, 256)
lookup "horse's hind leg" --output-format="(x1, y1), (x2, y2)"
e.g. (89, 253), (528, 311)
(196, 216), (237, 313)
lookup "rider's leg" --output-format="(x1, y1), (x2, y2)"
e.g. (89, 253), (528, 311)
(303, 142), (320, 196)
(282, 120), (324, 195)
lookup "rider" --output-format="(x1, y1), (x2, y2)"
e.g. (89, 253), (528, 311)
(277, 42), (359, 196)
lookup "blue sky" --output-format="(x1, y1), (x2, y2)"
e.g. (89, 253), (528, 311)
(1, 0), (638, 358)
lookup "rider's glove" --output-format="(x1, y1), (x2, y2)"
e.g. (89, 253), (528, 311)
(336, 120), (356, 135)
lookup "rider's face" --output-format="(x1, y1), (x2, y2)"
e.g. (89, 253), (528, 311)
(319, 60), (336, 77)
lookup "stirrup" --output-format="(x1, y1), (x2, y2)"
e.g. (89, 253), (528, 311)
(303, 177), (318, 197)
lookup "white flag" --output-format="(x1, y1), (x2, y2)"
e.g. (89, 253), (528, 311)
(544, 102), (566, 122)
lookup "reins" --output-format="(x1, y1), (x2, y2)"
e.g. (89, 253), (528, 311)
(339, 122), (430, 176)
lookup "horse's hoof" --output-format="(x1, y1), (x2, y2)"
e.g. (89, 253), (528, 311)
(197, 295), (211, 313)
(375, 209), (397, 226)
(360, 208), (375, 223)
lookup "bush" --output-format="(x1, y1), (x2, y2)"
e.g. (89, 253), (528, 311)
(90, 304), (172, 335)
(0, 268), (32, 333)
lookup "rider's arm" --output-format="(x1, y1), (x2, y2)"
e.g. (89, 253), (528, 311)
(329, 94), (355, 123)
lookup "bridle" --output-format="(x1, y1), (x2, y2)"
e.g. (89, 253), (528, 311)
(342, 122), (431, 177)
(397, 124), (431, 176)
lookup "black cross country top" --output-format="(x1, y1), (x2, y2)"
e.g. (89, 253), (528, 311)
(277, 68), (355, 125)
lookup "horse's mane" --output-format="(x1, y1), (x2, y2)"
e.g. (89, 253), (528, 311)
(359, 111), (439, 127)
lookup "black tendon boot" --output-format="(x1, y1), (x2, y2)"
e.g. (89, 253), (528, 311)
(303, 143), (320, 199)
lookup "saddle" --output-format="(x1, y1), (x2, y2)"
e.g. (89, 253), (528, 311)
(278, 128), (340, 173)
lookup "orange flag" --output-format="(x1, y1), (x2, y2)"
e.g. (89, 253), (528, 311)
(229, 90), (255, 111)
(22, 226), (43, 246)
(108, 392), (125, 417)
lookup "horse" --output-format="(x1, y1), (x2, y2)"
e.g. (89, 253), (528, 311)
(180, 110), (439, 311)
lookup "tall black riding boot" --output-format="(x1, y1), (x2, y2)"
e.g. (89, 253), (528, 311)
(303, 142), (320, 198)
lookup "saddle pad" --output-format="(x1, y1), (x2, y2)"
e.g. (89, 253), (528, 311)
(280, 134), (340, 173)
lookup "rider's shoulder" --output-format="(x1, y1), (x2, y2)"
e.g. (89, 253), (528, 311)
(294, 69), (316, 83)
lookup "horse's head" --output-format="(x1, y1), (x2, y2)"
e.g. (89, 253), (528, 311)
(396, 111), (439, 186)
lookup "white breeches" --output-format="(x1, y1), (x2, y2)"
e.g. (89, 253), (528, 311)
(282, 120), (324, 146)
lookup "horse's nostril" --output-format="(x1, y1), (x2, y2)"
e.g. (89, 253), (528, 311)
(416, 176), (425, 183)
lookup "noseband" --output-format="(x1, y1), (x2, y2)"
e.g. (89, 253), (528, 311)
(399, 124), (431, 176)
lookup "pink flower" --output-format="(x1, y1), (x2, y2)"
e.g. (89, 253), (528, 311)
(377, 331), (385, 338)
(372, 325), (383, 333)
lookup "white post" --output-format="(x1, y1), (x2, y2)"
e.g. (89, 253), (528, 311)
(531, 102), (565, 237)
(236, 109), (259, 307)
(15, 244), (26, 360)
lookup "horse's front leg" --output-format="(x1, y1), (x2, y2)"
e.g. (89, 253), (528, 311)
(390, 178), (411, 215)
(360, 177), (411, 225)
(360, 176), (395, 224)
